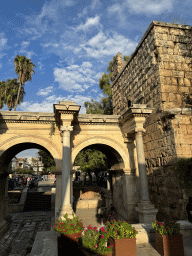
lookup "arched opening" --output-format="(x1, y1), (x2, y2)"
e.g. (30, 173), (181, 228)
(72, 142), (126, 220)
(0, 142), (59, 216)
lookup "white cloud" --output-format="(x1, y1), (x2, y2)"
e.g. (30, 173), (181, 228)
(37, 86), (54, 96)
(21, 41), (30, 48)
(53, 62), (98, 92)
(38, 61), (43, 70)
(17, 94), (92, 114)
(76, 16), (101, 31)
(77, 7), (88, 18)
(91, 0), (102, 10)
(18, 49), (36, 59)
(0, 33), (8, 59)
(108, 4), (127, 26)
(80, 31), (137, 58)
(125, 0), (173, 15)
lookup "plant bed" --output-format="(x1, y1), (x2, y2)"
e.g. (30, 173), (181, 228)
(155, 231), (184, 256)
(108, 237), (136, 256)
(152, 218), (184, 256)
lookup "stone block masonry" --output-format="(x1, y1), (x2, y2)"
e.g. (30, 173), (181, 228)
(112, 21), (192, 221)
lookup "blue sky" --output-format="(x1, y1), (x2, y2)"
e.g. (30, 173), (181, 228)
(1, 0), (191, 158)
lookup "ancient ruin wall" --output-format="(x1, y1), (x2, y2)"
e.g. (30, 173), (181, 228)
(112, 21), (192, 115)
(112, 21), (192, 220)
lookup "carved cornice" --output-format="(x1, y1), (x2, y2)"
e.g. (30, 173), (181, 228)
(0, 120), (56, 124)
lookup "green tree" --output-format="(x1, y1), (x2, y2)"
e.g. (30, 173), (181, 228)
(14, 55), (36, 111)
(13, 168), (33, 175)
(0, 81), (7, 109)
(5, 79), (25, 111)
(37, 149), (55, 173)
(74, 147), (107, 184)
(84, 55), (129, 115)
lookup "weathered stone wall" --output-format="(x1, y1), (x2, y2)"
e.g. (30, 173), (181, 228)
(112, 21), (192, 116)
(112, 21), (192, 221)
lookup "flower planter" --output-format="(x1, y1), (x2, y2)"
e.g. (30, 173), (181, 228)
(108, 237), (136, 256)
(61, 232), (82, 243)
(155, 231), (184, 256)
(58, 232), (82, 256)
(78, 247), (113, 256)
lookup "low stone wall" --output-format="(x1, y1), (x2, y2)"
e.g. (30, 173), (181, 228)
(76, 199), (103, 209)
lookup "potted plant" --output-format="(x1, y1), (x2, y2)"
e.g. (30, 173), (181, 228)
(105, 219), (138, 256)
(54, 212), (84, 243)
(77, 225), (113, 256)
(152, 218), (184, 256)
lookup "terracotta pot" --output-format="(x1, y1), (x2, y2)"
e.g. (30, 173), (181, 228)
(61, 232), (82, 243)
(108, 237), (136, 256)
(58, 232), (82, 256)
(155, 231), (184, 256)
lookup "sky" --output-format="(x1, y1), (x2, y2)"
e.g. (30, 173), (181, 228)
(1, 0), (191, 158)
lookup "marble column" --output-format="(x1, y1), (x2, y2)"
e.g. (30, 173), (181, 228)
(58, 125), (75, 220)
(70, 170), (75, 205)
(135, 128), (158, 223)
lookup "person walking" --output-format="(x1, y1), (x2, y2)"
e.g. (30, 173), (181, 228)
(107, 204), (116, 222)
(98, 205), (106, 226)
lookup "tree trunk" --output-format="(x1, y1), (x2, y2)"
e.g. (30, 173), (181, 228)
(14, 82), (22, 111)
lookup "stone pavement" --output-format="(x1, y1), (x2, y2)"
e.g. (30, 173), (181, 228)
(0, 211), (54, 256)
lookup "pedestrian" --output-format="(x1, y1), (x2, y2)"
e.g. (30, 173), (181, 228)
(107, 204), (116, 222)
(98, 204), (106, 226)
(186, 197), (192, 223)
(22, 177), (25, 188)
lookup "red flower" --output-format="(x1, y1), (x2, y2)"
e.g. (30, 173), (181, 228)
(65, 229), (67, 232)
(70, 224), (73, 226)
(111, 244), (113, 247)
(73, 228), (75, 230)
(116, 234), (118, 236)
(108, 246), (110, 248)
(101, 235), (104, 238)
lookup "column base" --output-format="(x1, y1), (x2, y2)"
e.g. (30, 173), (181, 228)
(57, 205), (75, 220)
(135, 200), (158, 223)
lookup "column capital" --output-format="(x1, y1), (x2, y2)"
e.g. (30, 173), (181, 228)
(135, 127), (146, 134)
(60, 125), (73, 132)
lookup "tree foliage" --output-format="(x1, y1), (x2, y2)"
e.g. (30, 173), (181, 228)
(14, 55), (36, 111)
(0, 79), (25, 111)
(84, 55), (129, 115)
(13, 168), (33, 175)
(37, 149), (55, 173)
(74, 147), (107, 182)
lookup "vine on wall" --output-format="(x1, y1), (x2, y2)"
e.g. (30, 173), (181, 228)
(49, 122), (55, 137)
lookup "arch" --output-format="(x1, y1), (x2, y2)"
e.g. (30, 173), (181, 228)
(0, 135), (62, 171)
(72, 136), (130, 170)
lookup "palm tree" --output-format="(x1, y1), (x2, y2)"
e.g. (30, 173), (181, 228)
(5, 79), (25, 111)
(14, 55), (36, 111)
(0, 81), (7, 109)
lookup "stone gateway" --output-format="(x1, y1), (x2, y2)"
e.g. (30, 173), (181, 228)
(0, 20), (192, 237)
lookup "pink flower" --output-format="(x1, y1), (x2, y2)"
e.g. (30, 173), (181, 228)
(108, 246), (110, 248)
(101, 235), (104, 238)
(73, 228), (75, 230)
(114, 219), (116, 221)
(111, 244), (113, 247)
(70, 224), (73, 226)
(164, 229), (166, 230)
(95, 244), (98, 249)
(75, 236), (78, 239)
(62, 226), (65, 229)
(116, 234), (118, 236)
(54, 225), (56, 228)
(101, 227), (105, 232)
